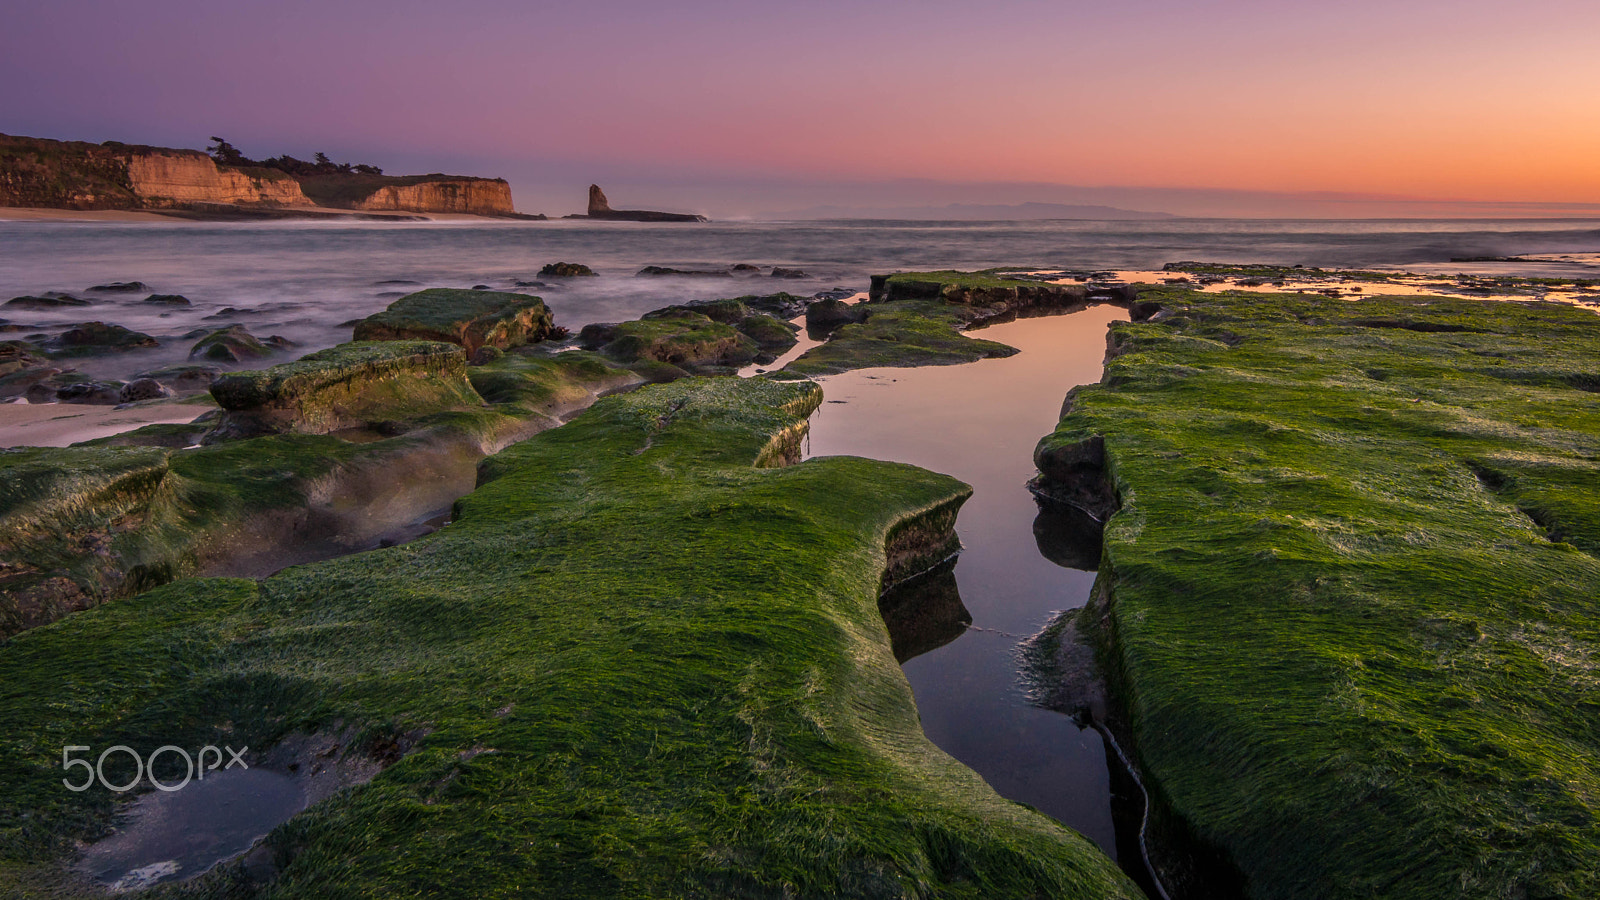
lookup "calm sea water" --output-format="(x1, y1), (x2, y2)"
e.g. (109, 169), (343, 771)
(2, 217), (1597, 381)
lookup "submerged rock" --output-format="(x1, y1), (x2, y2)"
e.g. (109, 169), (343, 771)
(142, 293), (191, 306)
(538, 261), (595, 277)
(770, 266), (809, 279)
(206, 340), (481, 441)
(85, 281), (149, 293)
(353, 288), (555, 354)
(637, 265), (730, 277)
(132, 364), (221, 392)
(50, 322), (159, 355)
(5, 294), (91, 309)
(188, 324), (280, 362)
(118, 378), (176, 403)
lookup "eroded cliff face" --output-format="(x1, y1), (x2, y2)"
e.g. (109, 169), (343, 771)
(125, 153), (311, 207)
(349, 179), (514, 215)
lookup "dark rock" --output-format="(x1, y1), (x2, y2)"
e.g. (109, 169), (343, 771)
(637, 266), (730, 277)
(582, 184), (708, 223)
(189, 325), (276, 362)
(374, 279), (423, 286)
(737, 314), (800, 353)
(539, 262), (595, 277)
(513, 280), (549, 288)
(471, 284), (493, 291)
(142, 294), (191, 306)
(85, 282), (149, 293)
(56, 381), (126, 405)
(6, 295), (92, 309)
(118, 378), (174, 403)
(805, 298), (866, 333)
(1129, 300), (1163, 322)
(578, 323), (620, 351)
(0, 364), (64, 400)
(771, 267), (809, 279)
(133, 364), (220, 391)
(731, 264), (761, 273)
(54, 322), (159, 354)
(0, 340), (47, 376)
(469, 345), (504, 366)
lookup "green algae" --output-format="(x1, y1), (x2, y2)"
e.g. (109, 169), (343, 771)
(0, 347), (644, 635)
(0, 376), (1139, 899)
(207, 341), (481, 439)
(352, 289), (554, 353)
(1036, 287), (1600, 898)
(588, 311), (761, 373)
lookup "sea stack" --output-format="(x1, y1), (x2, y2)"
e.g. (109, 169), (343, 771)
(578, 184), (707, 222)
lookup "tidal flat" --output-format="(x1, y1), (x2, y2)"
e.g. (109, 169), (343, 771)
(2, 255), (1598, 898)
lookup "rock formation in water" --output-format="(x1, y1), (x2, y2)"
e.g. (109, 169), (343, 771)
(576, 183), (707, 222)
(0, 133), (526, 217)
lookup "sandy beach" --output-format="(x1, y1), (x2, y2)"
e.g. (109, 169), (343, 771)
(0, 206), (539, 223)
(0, 397), (212, 447)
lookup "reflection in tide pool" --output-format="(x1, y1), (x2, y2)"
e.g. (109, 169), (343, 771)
(803, 305), (1128, 858)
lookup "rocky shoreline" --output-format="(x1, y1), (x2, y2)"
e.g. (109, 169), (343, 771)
(3, 264), (1597, 897)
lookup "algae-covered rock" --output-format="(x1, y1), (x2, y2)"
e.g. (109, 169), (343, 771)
(538, 261), (595, 277)
(587, 309), (761, 373)
(5, 294), (91, 309)
(1036, 286), (1600, 898)
(187, 324), (284, 362)
(49, 321), (159, 355)
(118, 378), (175, 403)
(736, 312), (800, 355)
(353, 288), (555, 354)
(0, 445), (172, 635)
(207, 340), (483, 441)
(805, 296), (866, 333)
(0, 377), (1140, 898)
(132, 363), (220, 391)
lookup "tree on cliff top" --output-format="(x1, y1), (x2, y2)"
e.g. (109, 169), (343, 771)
(207, 137), (246, 166)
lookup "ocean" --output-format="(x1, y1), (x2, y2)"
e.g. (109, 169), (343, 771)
(3, 216), (1598, 382)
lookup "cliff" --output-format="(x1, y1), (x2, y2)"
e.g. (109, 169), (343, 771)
(0, 134), (522, 216)
(299, 173), (516, 215)
(125, 152), (310, 207)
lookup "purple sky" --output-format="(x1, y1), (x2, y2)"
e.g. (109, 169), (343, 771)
(5, 0), (1600, 217)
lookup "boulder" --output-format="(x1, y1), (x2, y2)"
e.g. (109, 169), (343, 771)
(205, 341), (482, 441)
(56, 381), (126, 405)
(770, 267), (809, 279)
(587, 311), (760, 372)
(142, 294), (191, 306)
(353, 289), (555, 354)
(85, 282), (149, 293)
(539, 262), (596, 277)
(637, 265), (730, 277)
(119, 378), (175, 403)
(132, 364), (221, 391)
(805, 298), (866, 333)
(736, 314), (800, 353)
(5, 295), (91, 309)
(52, 322), (159, 355)
(1, 367), (64, 401)
(189, 325), (275, 362)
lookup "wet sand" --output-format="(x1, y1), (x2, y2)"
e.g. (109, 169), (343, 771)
(0, 398), (211, 448)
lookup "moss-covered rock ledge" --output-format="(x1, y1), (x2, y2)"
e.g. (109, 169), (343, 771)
(0, 348), (641, 636)
(1035, 287), (1600, 897)
(785, 269), (1135, 377)
(0, 377), (1138, 899)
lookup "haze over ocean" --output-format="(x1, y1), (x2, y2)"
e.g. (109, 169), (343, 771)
(4, 0), (1599, 218)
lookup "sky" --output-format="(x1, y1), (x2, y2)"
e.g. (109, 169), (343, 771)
(3, 0), (1599, 218)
